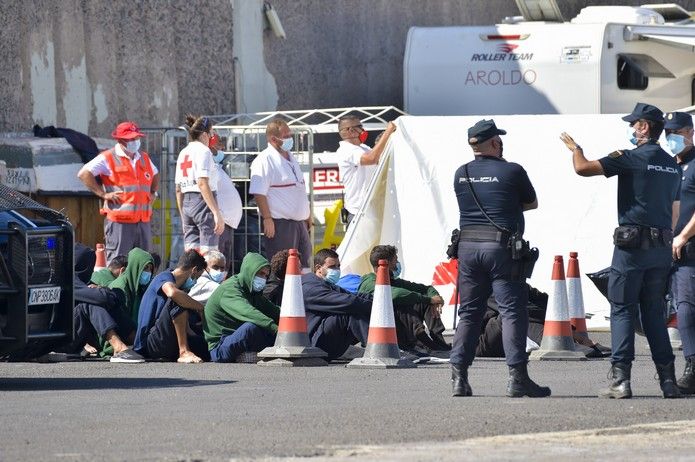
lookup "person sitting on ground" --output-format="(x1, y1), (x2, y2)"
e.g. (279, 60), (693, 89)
(90, 255), (127, 287)
(108, 247), (155, 323)
(134, 249), (210, 363)
(358, 245), (450, 352)
(189, 250), (227, 306)
(301, 248), (372, 360)
(263, 249), (296, 306)
(204, 252), (279, 362)
(96, 247), (154, 357)
(476, 284), (547, 358)
(69, 243), (144, 363)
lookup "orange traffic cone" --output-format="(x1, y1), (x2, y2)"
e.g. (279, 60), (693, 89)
(530, 255), (585, 361)
(257, 249), (328, 367)
(567, 252), (588, 340)
(94, 243), (107, 272)
(347, 259), (416, 369)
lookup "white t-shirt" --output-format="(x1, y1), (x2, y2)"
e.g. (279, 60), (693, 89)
(216, 163), (242, 229)
(85, 143), (159, 177)
(175, 141), (218, 193)
(336, 141), (377, 215)
(249, 145), (310, 221)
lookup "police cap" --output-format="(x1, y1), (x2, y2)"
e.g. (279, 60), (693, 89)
(621, 102), (663, 123)
(664, 111), (693, 130)
(468, 119), (507, 145)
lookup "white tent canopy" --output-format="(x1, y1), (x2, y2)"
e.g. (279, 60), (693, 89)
(338, 114), (650, 330)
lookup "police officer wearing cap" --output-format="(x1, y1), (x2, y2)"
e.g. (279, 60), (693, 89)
(451, 119), (550, 398)
(665, 111), (695, 394)
(560, 103), (682, 399)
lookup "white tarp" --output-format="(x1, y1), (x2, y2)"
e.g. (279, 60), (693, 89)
(338, 114), (652, 330)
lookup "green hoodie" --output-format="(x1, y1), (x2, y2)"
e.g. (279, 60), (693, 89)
(108, 247), (154, 322)
(90, 268), (116, 287)
(204, 253), (280, 350)
(358, 272), (439, 307)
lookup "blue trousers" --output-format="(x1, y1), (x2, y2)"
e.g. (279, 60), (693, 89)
(451, 241), (528, 367)
(608, 246), (674, 364)
(210, 322), (276, 363)
(671, 262), (695, 358)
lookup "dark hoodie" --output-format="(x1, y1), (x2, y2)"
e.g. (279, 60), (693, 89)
(74, 243), (121, 309)
(301, 273), (372, 338)
(204, 253), (280, 350)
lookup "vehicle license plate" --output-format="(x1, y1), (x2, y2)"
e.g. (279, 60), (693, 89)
(28, 287), (61, 305)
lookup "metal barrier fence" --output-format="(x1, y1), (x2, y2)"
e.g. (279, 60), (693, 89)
(141, 106), (405, 273)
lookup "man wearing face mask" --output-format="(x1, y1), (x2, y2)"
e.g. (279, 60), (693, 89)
(301, 248), (373, 360)
(250, 118), (313, 268)
(452, 119), (547, 398)
(561, 103), (681, 399)
(664, 112), (695, 394)
(204, 253), (279, 362)
(134, 250), (209, 363)
(189, 250), (227, 305)
(78, 121), (158, 264)
(336, 116), (397, 226)
(358, 245), (449, 353)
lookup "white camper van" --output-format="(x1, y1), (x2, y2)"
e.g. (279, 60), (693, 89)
(404, 4), (695, 115)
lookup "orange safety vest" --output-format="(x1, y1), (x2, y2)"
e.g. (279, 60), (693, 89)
(99, 149), (155, 223)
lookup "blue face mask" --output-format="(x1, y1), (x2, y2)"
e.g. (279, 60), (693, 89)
(392, 261), (402, 279)
(213, 151), (225, 163)
(281, 137), (294, 152)
(324, 268), (341, 285)
(667, 134), (686, 155)
(627, 125), (638, 146)
(208, 269), (225, 283)
(181, 277), (196, 291)
(252, 276), (267, 292)
(139, 271), (152, 286)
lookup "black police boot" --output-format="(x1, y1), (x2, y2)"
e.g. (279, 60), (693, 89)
(451, 364), (472, 397)
(506, 363), (551, 398)
(599, 362), (632, 399)
(655, 362), (682, 399)
(677, 356), (695, 395)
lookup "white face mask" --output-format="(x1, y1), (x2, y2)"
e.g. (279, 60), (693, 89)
(126, 139), (141, 153)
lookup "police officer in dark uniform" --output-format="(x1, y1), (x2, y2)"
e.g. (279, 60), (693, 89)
(665, 111), (695, 394)
(451, 119), (550, 398)
(560, 103), (681, 399)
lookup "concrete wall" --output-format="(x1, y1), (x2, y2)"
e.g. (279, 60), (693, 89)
(2, 0), (695, 136)
(0, 0), (235, 135)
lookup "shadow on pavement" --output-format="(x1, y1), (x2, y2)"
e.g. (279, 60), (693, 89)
(0, 377), (235, 391)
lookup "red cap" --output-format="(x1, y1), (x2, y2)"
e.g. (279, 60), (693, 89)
(111, 121), (145, 140)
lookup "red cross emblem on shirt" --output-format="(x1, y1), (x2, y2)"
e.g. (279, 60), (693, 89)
(180, 155), (193, 177)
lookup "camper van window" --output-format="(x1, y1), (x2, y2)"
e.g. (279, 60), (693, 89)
(617, 56), (648, 90)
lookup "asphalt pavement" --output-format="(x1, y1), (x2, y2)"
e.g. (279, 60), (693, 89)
(1, 333), (695, 461)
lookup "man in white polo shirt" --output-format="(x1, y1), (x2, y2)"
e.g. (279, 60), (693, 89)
(336, 116), (396, 226)
(250, 118), (312, 268)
